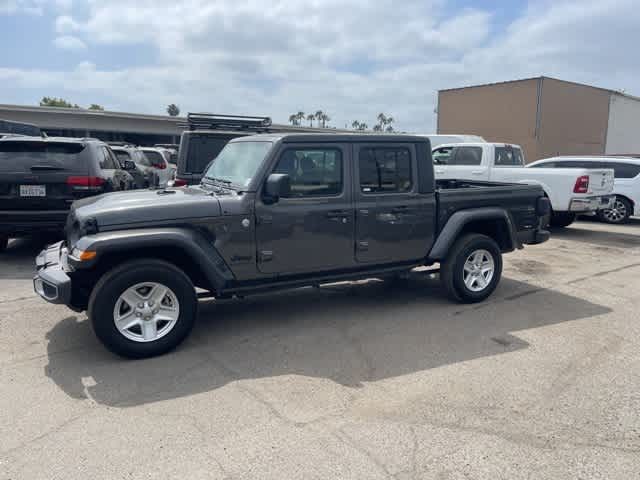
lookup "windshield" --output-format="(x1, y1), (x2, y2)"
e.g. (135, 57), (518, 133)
(203, 141), (272, 187)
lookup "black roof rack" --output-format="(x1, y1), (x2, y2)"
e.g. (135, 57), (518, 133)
(180, 113), (272, 132)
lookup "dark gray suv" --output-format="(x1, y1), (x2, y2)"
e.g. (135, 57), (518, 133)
(0, 136), (136, 250)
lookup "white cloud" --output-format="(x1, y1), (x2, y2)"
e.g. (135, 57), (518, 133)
(0, 0), (71, 15)
(55, 14), (79, 34)
(53, 35), (87, 51)
(3, 0), (640, 131)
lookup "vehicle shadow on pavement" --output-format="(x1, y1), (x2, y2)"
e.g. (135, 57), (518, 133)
(551, 223), (640, 249)
(44, 275), (611, 407)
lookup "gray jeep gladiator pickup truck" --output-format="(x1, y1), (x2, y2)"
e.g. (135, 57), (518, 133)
(34, 133), (550, 358)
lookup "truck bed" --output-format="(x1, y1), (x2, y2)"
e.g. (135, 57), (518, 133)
(435, 179), (545, 232)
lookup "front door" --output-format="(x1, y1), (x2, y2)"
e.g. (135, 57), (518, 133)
(255, 143), (354, 274)
(354, 143), (435, 263)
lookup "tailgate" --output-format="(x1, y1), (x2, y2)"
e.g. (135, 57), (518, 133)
(0, 141), (89, 211)
(587, 169), (614, 195)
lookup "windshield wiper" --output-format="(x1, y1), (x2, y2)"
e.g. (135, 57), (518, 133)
(205, 176), (232, 185)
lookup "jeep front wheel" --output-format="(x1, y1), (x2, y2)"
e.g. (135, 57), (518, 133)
(440, 234), (503, 303)
(88, 259), (197, 358)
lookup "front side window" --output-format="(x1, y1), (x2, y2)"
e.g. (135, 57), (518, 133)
(204, 141), (272, 187)
(495, 147), (524, 166)
(433, 147), (454, 165)
(450, 146), (482, 166)
(114, 150), (131, 164)
(359, 147), (412, 193)
(273, 148), (343, 197)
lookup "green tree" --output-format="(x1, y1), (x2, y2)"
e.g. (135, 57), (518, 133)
(167, 104), (180, 116)
(375, 113), (395, 132)
(306, 113), (315, 127)
(39, 97), (79, 108)
(88, 104), (104, 111)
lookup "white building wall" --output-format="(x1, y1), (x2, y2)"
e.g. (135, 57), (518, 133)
(605, 93), (640, 154)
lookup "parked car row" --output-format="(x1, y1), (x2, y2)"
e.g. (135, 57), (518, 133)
(429, 140), (639, 227)
(0, 135), (179, 251)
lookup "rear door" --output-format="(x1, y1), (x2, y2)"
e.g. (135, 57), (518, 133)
(0, 140), (89, 211)
(354, 143), (433, 263)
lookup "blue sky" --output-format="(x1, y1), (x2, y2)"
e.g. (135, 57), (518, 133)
(1, 0), (638, 131)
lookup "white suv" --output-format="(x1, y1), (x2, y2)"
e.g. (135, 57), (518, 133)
(138, 147), (174, 187)
(528, 156), (640, 224)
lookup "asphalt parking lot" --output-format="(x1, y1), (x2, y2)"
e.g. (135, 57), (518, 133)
(1, 219), (640, 479)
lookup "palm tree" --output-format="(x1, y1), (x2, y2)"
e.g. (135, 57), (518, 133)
(307, 113), (315, 127)
(359, 122), (368, 131)
(315, 110), (324, 126)
(373, 124), (382, 132)
(351, 120), (361, 130)
(289, 114), (298, 126)
(376, 113), (387, 130)
(296, 111), (305, 126)
(320, 113), (330, 128)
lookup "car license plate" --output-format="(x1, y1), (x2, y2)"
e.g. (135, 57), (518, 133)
(20, 185), (46, 197)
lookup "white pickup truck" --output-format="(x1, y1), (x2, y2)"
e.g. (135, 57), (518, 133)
(432, 143), (615, 227)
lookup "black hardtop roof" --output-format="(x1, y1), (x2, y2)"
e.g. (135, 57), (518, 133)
(231, 133), (430, 144)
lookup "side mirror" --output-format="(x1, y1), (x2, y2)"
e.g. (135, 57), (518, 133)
(123, 160), (136, 170)
(264, 173), (291, 203)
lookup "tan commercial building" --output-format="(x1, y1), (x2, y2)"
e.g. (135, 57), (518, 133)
(437, 76), (640, 162)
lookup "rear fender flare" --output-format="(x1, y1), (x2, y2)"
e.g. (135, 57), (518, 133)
(428, 208), (517, 261)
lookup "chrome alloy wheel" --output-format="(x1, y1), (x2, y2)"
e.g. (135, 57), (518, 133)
(113, 282), (180, 342)
(602, 199), (627, 223)
(463, 249), (495, 292)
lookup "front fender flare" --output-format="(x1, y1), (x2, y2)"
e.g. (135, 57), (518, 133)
(72, 227), (235, 291)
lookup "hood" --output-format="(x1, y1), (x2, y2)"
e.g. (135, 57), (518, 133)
(72, 186), (222, 227)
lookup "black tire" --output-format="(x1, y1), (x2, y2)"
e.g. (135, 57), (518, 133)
(550, 212), (576, 228)
(0, 235), (8, 252)
(88, 259), (197, 359)
(598, 196), (632, 224)
(440, 234), (503, 303)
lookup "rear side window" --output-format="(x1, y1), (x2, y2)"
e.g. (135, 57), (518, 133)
(143, 151), (165, 168)
(359, 147), (412, 193)
(98, 147), (119, 170)
(185, 136), (234, 174)
(611, 162), (640, 179)
(0, 141), (86, 172)
(113, 150), (131, 163)
(273, 148), (343, 197)
(449, 146), (482, 166)
(495, 147), (524, 166)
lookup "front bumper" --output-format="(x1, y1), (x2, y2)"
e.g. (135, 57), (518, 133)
(33, 241), (72, 305)
(0, 210), (69, 235)
(569, 195), (615, 212)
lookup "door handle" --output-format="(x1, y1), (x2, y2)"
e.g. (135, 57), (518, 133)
(435, 169), (445, 174)
(391, 206), (409, 213)
(326, 210), (350, 218)
(471, 170), (485, 175)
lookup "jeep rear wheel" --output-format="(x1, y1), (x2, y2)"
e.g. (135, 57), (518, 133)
(88, 259), (197, 358)
(440, 234), (502, 303)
